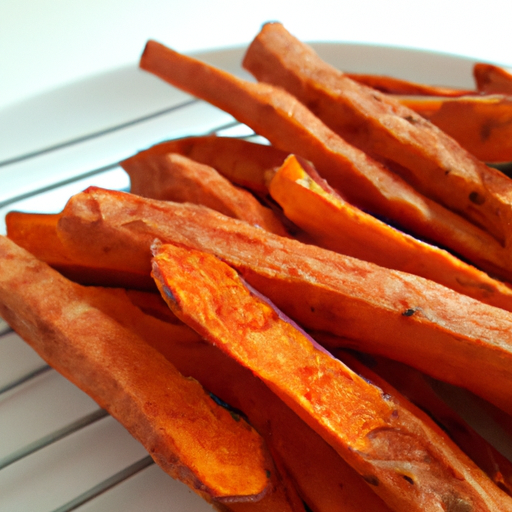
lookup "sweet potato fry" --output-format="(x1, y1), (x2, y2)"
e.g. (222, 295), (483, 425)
(268, 154), (512, 311)
(151, 242), (512, 512)
(5, 210), (154, 290)
(474, 63), (512, 95)
(243, 22), (512, 245)
(139, 37), (512, 283)
(55, 187), (512, 415)
(0, 235), (272, 504)
(96, 286), (392, 512)
(397, 94), (512, 163)
(122, 135), (288, 194)
(345, 72), (473, 96)
(122, 151), (288, 236)
(336, 351), (512, 496)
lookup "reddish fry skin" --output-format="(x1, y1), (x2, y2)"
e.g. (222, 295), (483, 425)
(121, 135), (289, 194)
(0, 235), (272, 504)
(5, 210), (153, 290)
(122, 151), (288, 236)
(151, 243), (512, 512)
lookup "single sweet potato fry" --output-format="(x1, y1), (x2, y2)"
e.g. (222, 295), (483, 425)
(151, 242), (512, 512)
(268, 154), (512, 311)
(243, 22), (512, 245)
(55, 187), (512, 415)
(397, 94), (512, 163)
(96, 286), (392, 512)
(474, 63), (512, 95)
(139, 37), (512, 282)
(345, 72), (474, 96)
(0, 235), (272, 504)
(122, 135), (288, 194)
(122, 151), (288, 236)
(28, 283), (305, 512)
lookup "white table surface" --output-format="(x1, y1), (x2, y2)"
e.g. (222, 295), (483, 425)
(1, 0), (512, 113)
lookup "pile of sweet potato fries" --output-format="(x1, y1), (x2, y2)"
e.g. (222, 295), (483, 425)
(3, 21), (512, 511)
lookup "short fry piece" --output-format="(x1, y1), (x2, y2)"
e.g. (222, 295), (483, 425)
(122, 135), (288, 194)
(345, 72), (474, 96)
(0, 235), (271, 504)
(474, 63), (512, 95)
(152, 243), (512, 512)
(122, 151), (288, 236)
(243, 22), (512, 245)
(6, 210), (154, 290)
(268, 154), (512, 311)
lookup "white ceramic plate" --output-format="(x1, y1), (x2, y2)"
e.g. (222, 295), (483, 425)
(0, 43), (509, 512)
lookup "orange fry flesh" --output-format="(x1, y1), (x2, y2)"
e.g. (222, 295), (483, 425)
(243, 22), (512, 245)
(0, 235), (272, 504)
(268, 154), (512, 312)
(55, 187), (512, 416)
(152, 242), (512, 512)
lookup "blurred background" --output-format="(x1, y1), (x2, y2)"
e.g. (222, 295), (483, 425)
(1, 0), (512, 111)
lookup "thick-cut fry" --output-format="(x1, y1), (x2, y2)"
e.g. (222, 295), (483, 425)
(122, 135), (288, 194)
(345, 72), (473, 96)
(151, 242), (512, 512)
(397, 94), (512, 163)
(336, 351), (512, 496)
(0, 235), (272, 504)
(97, 286), (392, 512)
(85, 290), (309, 512)
(243, 22), (512, 245)
(269, 154), (512, 311)
(122, 151), (288, 236)
(55, 187), (512, 415)
(474, 63), (512, 95)
(5, 210), (153, 290)
(139, 37), (512, 283)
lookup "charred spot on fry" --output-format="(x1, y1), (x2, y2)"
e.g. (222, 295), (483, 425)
(402, 114), (420, 125)
(469, 191), (486, 205)
(363, 474), (380, 486)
